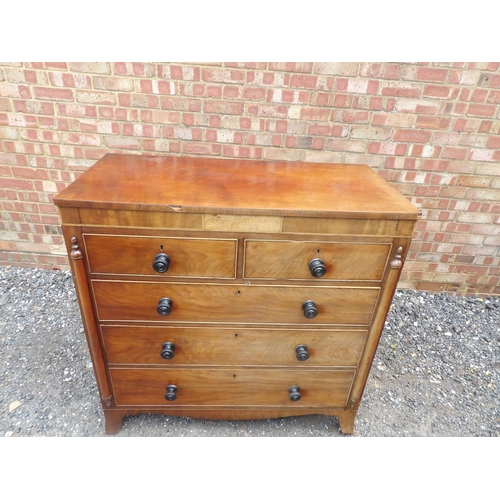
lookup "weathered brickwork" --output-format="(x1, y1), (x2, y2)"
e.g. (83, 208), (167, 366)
(1, 62), (499, 295)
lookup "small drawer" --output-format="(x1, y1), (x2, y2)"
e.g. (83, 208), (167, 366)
(102, 325), (367, 367)
(92, 281), (379, 326)
(244, 240), (391, 281)
(83, 234), (237, 278)
(110, 367), (355, 407)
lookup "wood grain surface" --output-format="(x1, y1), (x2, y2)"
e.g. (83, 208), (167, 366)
(110, 367), (355, 407)
(244, 239), (390, 280)
(84, 234), (237, 278)
(101, 325), (367, 367)
(54, 154), (419, 220)
(92, 281), (380, 325)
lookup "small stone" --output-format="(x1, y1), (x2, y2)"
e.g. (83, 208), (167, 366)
(9, 401), (22, 413)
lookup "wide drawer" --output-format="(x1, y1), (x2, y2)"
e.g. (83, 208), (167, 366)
(244, 239), (391, 280)
(110, 368), (355, 407)
(92, 281), (379, 325)
(83, 234), (237, 278)
(102, 325), (367, 367)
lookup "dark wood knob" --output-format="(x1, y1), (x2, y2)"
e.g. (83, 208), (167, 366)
(161, 342), (175, 360)
(165, 384), (178, 401)
(302, 300), (318, 319)
(157, 297), (173, 316)
(289, 386), (301, 401)
(295, 344), (309, 361)
(309, 258), (326, 278)
(153, 252), (170, 273)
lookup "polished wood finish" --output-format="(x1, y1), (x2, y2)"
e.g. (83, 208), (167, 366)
(244, 240), (390, 280)
(110, 368), (355, 407)
(63, 232), (113, 407)
(79, 208), (203, 229)
(281, 217), (416, 237)
(92, 281), (379, 325)
(54, 153), (417, 435)
(83, 234), (237, 278)
(101, 326), (367, 367)
(54, 154), (419, 220)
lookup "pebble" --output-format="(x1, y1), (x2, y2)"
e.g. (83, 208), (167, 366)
(0, 265), (499, 437)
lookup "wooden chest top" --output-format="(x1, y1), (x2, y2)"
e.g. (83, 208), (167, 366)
(53, 154), (419, 220)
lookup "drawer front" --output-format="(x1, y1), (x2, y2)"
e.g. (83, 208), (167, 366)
(110, 368), (355, 407)
(93, 281), (379, 325)
(102, 326), (367, 367)
(244, 239), (391, 281)
(83, 234), (237, 278)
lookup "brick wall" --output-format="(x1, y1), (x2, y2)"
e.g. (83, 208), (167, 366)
(1, 62), (499, 295)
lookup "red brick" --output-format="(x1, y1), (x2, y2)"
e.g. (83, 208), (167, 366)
(478, 121), (492, 134)
(440, 186), (467, 198)
(393, 129), (432, 143)
(43, 62), (67, 70)
(241, 87), (266, 100)
(381, 84), (422, 98)
(182, 142), (221, 155)
(338, 110), (368, 123)
(33, 86), (73, 101)
(470, 88), (488, 102)
(489, 74), (500, 87)
(0, 177), (34, 190)
(423, 85), (452, 98)
(290, 74), (317, 89)
(414, 67), (448, 82)
(487, 90), (500, 104)
(467, 103), (496, 117)
(299, 107), (329, 121)
(416, 116), (451, 129)
(486, 135), (500, 148)
(247, 104), (287, 118)
(223, 86), (240, 99)
(441, 147), (467, 160)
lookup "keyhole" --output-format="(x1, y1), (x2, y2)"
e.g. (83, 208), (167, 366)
(159, 244), (163, 251)
(316, 248), (320, 254)
(237, 290), (241, 296)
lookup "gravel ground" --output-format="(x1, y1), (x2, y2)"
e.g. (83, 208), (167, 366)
(1, 265), (499, 437)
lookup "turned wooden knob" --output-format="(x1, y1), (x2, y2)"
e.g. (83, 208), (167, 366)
(309, 258), (326, 278)
(295, 344), (310, 361)
(289, 386), (301, 401)
(153, 252), (170, 273)
(165, 385), (178, 401)
(302, 300), (318, 319)
(161, 342), (175, 360)
(157, 298), (173, 316)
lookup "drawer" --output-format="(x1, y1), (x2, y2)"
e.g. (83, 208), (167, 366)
(102, 325), (367, 367)
(93, 281), (379, 325)
(83, 234), (237, 278)
(244, 239), (391, 280)
(110, 368), (355, 407)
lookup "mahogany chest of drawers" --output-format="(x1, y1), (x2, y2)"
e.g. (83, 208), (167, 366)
(54, 153), (418, 434)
